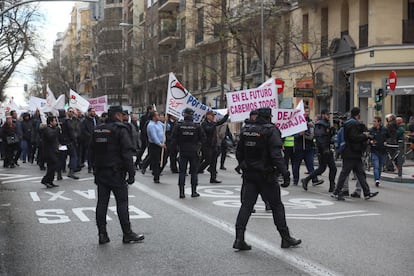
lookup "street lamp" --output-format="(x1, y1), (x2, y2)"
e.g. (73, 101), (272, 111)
(119, 22), (148, 109)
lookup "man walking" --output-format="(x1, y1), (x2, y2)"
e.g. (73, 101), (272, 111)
(146, 111), (166, 183)
(233, 108), (301, 250)
(41, 116), (59, 188)
(301, 109), (337, 192)
(199, 111), (229, 183)
(92, 105), (144, 244)
(332, 107), (379, 200)
(171, 108), (206, 198)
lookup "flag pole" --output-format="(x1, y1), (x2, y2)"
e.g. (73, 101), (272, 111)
(160, 117), (167, 167)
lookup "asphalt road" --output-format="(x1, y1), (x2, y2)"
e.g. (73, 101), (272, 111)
(1, 157), (413, 276)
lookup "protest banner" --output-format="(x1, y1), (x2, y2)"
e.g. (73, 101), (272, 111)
(69, 89), (90, 113)
(275, 100), (307, 138)
(28, 96), (47, 112)
(225, 81), (278, 123)
(88, 95), (107, 115)
(165, 72), (222, 123)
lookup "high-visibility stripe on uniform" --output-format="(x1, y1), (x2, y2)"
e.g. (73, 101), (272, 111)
(283, 136), (294, 147)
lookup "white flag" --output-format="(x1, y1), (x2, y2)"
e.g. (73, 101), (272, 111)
(41, 85), (57, 112)
(165, 72), (221, 123)
(54, 95), (65, 111)
(69, 89), (89, 113)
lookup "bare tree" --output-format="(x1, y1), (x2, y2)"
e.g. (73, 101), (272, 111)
(0, 4), (41, 100)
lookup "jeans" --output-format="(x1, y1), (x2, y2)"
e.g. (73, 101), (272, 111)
(371, 152), (386, 182)
(292, 149), (317, 184)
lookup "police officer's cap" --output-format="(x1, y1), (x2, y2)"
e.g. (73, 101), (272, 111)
(108, 105), (123, 114)
(183, 108), (194, 115)
(257, 107), (272, 118)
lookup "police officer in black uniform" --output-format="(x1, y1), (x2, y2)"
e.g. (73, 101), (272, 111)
(92, 105), (144, 245)
(301, 109), (337, 192)
(233, 108), (301, 250)
(171, 108), (206, 198)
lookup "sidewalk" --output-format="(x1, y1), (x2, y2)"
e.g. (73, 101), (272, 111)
(365, 159), (414, 184)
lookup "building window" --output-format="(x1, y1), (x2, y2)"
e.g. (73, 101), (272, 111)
(196, 8), (204, 43)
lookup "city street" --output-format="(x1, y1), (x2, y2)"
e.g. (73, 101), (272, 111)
(1, 156), (413, 276)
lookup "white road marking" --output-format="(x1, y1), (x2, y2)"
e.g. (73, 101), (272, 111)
(2, 177), (42, 184)
(132, 181), (342, 276)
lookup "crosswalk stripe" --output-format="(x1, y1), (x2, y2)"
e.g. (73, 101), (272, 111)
(2, 177), (43, 184)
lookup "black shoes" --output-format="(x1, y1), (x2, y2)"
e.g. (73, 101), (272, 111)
(233, 239), (252, 251)
(41, 180), (56, 188)
(123, 231), (145, 244)
(220, 166), (226, 170)
(281, 236), (302, 248)
(331, 193), (345, 201)
(154, 179), (160, 184)
(312, 179), (324, 186)
(99, 233), (110, 244)
(342, 190), (349, 197)
(210, 179), (222, 184)
(279, 228), (302, 249)
(301, 179), (309, 191)
(364, 191), (379, 200)
(351, 192), (361, 198)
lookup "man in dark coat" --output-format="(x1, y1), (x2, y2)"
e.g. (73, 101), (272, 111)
(199, 111), (229, 183)
(40, 116), (60, 188)
(332, 107), (379, 200)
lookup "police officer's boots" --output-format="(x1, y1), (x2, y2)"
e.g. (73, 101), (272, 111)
(233, 228), (251, 251)
(279, 227), (302, 248)
(98, 225), (110, 244)
(191, 185), (200, 198)
(121, 223), (145, 244)
(179, 185), (185, 199)
(67, 169), (79, 180)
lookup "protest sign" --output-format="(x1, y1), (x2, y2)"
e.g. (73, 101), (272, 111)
(88, 95), (107, 115)
(275, 100), (307, 138)
(226, 81), (277, 123)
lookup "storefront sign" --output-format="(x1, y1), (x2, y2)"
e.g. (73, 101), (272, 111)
(358, 81), (372, 97)
(314, 86), (332, 97)
(294, 79), (314, 98)
(294, 88), (314, 97)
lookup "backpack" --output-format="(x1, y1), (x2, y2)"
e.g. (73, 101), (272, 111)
(334, 127), (346, 153)
(334, 118), (356, 153)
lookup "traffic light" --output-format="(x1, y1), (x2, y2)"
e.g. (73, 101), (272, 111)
(375, 88), (384, 102)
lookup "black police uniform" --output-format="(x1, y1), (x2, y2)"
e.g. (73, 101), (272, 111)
(233, 108), (301, 250)
(92, 106), (143, 244)
(171, 108), (206, 198)
(301, 116), (337, 192)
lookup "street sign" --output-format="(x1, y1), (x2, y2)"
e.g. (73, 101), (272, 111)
(388, 71), (397, 91)
(275, 78), (284, 94)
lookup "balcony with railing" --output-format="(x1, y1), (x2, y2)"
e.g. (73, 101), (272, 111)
(159, 0), (180, 12)
(403, 19), (414, 43)
(359, 24), (368, 48)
